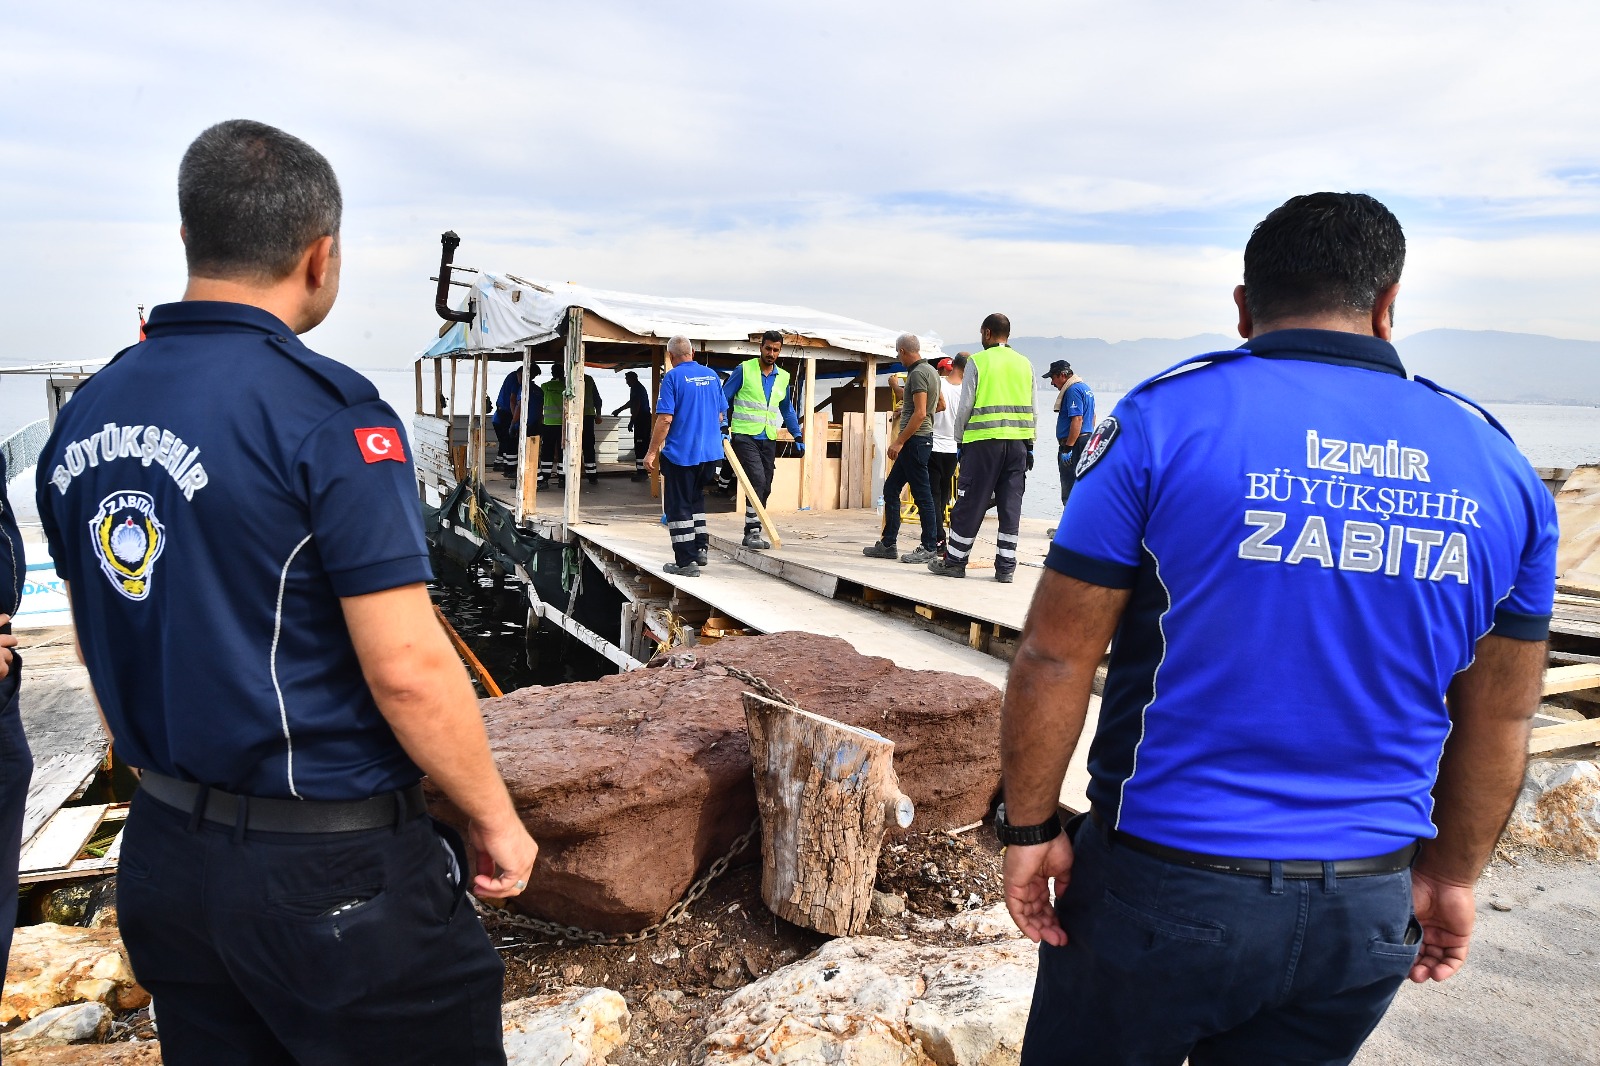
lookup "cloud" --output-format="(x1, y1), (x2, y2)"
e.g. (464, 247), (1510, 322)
(3, 0), (1600, 370)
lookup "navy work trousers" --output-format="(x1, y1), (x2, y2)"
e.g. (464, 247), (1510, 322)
(118, 791), (506, 1066)
(1021, 815), (1418, 1066)
(1058, 436), (1089, 504)
(661, 458), (715, 565)
(945, 438), (1028, 576)
(0, 682), (32, 986)
(878, 435), (939, 551)
(730, 435), (776, 537)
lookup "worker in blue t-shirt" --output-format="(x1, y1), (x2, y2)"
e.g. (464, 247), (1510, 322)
(997, 193), (1557, 1065)
(492, 364), (538, 470)
(35, 121), (535, 1064)
(645, 335), (728, 577)
(1044, 359), (1095, 504)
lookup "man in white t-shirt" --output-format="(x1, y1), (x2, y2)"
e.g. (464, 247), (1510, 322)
(929, 353), (965, 551)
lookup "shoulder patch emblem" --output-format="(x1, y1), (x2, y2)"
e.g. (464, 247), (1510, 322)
(88, 491), (166, 601)
(1075, 416), (1120, 478)
(356, 427), (406, 464)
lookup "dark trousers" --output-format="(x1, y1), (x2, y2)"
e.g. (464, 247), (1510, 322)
(944, 438), (1027, 575)
(492, 421), (517, 460)
(1022, 815), (1417, 1066)
(730, 435), (776, 536)
(581, 416), (598, 477)
(537, 423), (562, 479)
(661, 458), (715, 565)
(0, 684), (32, 983)
(878, 436), (939, 551)
(1058, 436), (1089, 504)
(631, 423), (650, 471)
(927, 450), (958, 545)
(118, 791), (506, 1066)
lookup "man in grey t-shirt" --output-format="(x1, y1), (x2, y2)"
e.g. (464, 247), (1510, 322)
(864, 333), (944, 564)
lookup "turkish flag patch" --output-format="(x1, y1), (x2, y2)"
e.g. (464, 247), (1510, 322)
(355, 427), (406, 464)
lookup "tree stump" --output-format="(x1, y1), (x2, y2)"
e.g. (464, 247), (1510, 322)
(743, 692), (915, 936)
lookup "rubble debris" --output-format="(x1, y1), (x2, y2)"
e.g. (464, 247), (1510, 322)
(430, 633), (1000, 932)
(8, 1043), (161, 1065)
(2, 924), (148, 1025)
(502, 986), (630, 1066)
(1502, 759), (1600, 859)
(697, 929), (1037, 1066)
(0, 1002), (110, 1054)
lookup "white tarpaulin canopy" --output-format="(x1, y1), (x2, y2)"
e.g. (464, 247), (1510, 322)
(427, 273), (943, 362)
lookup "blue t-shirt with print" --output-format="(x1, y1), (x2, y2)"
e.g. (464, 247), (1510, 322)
(658, 361), (728, 466)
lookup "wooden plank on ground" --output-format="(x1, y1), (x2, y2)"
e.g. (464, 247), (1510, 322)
(19, 804), (108, 874)
(19, 805), (128, 886)
(1529, 717), (1600, 754)
(1543, 663), (1600, 696)
(21, 752), (103, 846)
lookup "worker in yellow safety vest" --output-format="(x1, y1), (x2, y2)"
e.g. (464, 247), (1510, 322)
(538, 363), (565, 486)
(928, 312), (1035, 582)
(722, 330), (805, 549)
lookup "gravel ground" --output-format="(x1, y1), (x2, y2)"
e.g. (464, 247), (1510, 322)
(1356, 847), (1600, 1065)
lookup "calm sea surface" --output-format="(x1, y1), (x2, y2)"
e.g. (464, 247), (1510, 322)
(3, 367), (1593, 525)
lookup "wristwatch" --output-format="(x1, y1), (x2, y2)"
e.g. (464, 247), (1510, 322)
(994, 802), (1063, 847)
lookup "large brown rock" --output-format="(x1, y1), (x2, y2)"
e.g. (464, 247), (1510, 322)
(2, 924), (148, 1025)
(429, 633), (1000, 932)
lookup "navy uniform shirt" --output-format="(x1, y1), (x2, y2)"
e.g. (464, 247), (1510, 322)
(37, 302), (433, 801)
(1051, 329), (1558, 859)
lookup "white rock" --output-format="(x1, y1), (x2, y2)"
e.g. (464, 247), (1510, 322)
(1504, 759), (1600, 859)
(872, 891), (907, 918)
(0, 1001), (110, 1051)
(697, 934), (1038, 1066)
(1, 923), (149, 1024)
(503, 986), (630, 1066)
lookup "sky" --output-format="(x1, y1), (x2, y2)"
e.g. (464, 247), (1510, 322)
(4, 0), (1600, 370)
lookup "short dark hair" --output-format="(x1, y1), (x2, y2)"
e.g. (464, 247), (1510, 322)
(1243, 192), (1405, 324)
(952, 352), (969, 370)
(178, 120), (343, 281)
(760, 330), (784, 346)
(980, 313), (1010, 339)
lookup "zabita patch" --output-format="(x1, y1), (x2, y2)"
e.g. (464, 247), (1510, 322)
(88, 490), (166, 601)
(1075, 416), (1120, 478)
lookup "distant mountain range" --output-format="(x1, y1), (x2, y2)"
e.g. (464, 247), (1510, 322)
(947, 330), (1600, 406)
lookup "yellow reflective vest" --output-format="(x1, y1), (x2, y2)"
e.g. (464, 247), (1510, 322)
(728, 359), (790, 438)
(962, 345), (1035, 443)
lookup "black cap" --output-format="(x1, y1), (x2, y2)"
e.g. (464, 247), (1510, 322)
(1042, 359), (1072, 379)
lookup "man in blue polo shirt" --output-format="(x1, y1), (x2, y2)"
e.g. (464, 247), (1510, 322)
(1045, 359), (1095, 504)
(997, 192), (1556, 1065)
(37, 120), (536, 1065)
(645, 335), (728, 577)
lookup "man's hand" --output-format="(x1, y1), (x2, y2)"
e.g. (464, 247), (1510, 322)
(644, 449), (659, 473)
(887, 441), (902, 461)
(1004, 834), (1074, 946)
(0, 616), (16, 679)
(468, 813), (540, 899)
(1409, 869), (1475, 983)
(1025, 446), (1035, 471)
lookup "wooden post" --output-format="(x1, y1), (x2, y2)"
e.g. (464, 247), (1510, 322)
(649, 350), (665, 500)
(413, 360), (423, 416)
(861, 356), (877, 507)
(742, 692), (914, 937)
(522, 438), (539, 517)
(473, 353), (488, 484)
(800, 356), (817, 510)
(562, 307), (585, 527)
(448, 357), (461, 481)
(723, 440), (782, 549)
(433, 359), (444, 416)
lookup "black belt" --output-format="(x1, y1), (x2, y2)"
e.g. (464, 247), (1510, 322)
(1090, 810), (1416, 879)
(140, 771), (427, 834)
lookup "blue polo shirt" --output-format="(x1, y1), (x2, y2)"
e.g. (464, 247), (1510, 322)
(36, 301), (432, 801)
(1057, 381), (1095, 444)
(658, 361), (728, 466)
(1050, 328), (1558, 858)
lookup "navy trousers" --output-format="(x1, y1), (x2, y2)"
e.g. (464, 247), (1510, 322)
(1058, 436), (1089, 504)
(117, 791), (506, 1066)
(945, 438), (1027, 576)
(730, 435), (776, 537)
(661, 458), (715, 565)
(927, 450), (958, 545)
(1021, 815), (1418, 1066)
(0, 681), (31, 988)
(878, 435), (939, 551)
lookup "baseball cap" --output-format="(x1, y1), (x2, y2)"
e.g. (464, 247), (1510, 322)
(1042, 359), (1072, 379)
(936, 357), (953, 371)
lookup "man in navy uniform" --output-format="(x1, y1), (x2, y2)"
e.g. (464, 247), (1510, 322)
(999, 192), (1557, 1065)
(645, 335), (728, 577)
(0, 468), (27, 989)
(36, 120), (537, 1065)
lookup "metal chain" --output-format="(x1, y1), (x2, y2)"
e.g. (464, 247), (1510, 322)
(472, 817), (759, 945)
(471, 665), (793, 946)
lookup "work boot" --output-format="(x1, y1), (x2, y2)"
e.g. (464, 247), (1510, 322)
(899, 545), (938, 564)
(663, 561), (701, 578)
(631, 471), (647, 482)
(995, 570), (1015, 584)
(696, 549), (709, 567)
(927, 557), (967, 578)
(862, 541), (898, 559)
(743, 532), (772, 550)
(536, 476), (549, 488)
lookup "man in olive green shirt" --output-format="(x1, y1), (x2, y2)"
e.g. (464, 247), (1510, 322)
(864, 333), (944, 564)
